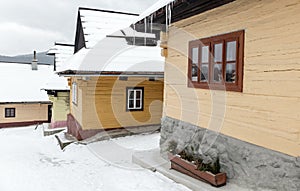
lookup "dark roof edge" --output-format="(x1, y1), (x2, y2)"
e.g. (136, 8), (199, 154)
(43, 89), (70, 92)
(54, 42), (74, 47)
(78, 7), (139, 16)
(137, 0), (236, 24)
(58, 70), (164, 77)
(0, 101), (52, 105)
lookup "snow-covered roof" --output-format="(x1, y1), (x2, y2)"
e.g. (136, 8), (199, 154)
(79, 8), (139, 49)
(42, 74), (69, 91)
(47, 43), (74, 70)
(43, 43), (73, 91)
(58, 36), (164, 75)
(0, 62), (53, 103)
(58, 48), (90, 73)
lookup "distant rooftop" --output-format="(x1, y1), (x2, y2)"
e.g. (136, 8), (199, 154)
(75, 7), (139, 52)
(47, 43), (74, 70)
(0, 62), (53, 103)
(42, 43), (74, 91)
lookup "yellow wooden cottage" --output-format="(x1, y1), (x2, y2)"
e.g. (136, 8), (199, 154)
(57, 8), (164, 140)
(136, 0), (300, 190)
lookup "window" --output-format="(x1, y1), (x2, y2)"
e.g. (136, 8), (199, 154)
(72, 82), (77, 105)
(5, 108), (15, 118)
(126, 87), (144, 111)
(188, 30), (244, 92)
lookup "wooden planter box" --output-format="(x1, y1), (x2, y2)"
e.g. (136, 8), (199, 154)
(168, 154), (226, 187)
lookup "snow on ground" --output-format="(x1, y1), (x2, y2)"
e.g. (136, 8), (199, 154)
(0, 126), (191, 191)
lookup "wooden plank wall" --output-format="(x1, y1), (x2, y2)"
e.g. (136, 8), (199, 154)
(70, 76), (163, 130)
(164, 0), (300, 156)
(0, 103), (49, 123)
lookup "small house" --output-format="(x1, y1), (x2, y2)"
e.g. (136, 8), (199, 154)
(137, 0), (300, 190)
(0, 58), (52, 128)
(57, 8), (164, 140)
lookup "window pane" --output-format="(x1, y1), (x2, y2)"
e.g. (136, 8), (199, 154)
(192, 47), (198, 63)
(128, 100), (134, 109)
(214, 43), (223, 62)
(191, 47), (198, 82)
(135, 90), (141, 99)
(200, 64), (208, 82)
(226, 63), (236, 83)
(129, 90), (134, 99)
(213, 64), (223, 82)
(136, 100), (141, 108)
(192, 65), (198, 82)
(227, 41), (236, 61)
(201, 46), (209, 63)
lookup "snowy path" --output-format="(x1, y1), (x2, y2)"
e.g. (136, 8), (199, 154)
(0, 126), (191, 191)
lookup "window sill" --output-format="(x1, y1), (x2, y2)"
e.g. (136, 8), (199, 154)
(188, 81), (243, 92)
(126, 109), (144, 112)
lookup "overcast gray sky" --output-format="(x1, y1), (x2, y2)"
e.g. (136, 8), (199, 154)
(0, 0), (157, 56)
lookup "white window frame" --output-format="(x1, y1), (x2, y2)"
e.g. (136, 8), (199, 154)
(127, 87), (143, 111)
(72, 82), (78, 105)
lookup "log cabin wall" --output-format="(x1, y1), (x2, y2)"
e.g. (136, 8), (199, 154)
(0, 103), (50, 127)
(163, 0), (300, 157)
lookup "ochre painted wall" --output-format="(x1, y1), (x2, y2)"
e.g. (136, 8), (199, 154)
(164, 0), (300, 156)
(0, 103), (50, 125)
(70, 76), (164, 130)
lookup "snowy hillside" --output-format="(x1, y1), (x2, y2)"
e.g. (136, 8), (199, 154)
(0, 52), (54, 65)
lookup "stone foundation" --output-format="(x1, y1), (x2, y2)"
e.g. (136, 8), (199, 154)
(160, 116), (300, 191)
(67, 114), (104, 140)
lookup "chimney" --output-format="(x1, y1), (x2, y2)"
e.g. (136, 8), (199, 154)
(32, 50), (38, 70)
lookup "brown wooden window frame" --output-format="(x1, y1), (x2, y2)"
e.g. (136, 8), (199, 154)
(5, 108), (16, 118)
(188, 30), (244, 92)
